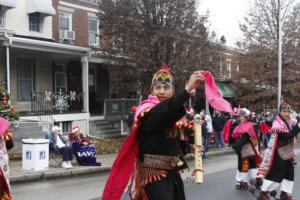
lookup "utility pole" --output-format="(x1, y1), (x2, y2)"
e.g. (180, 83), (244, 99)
(277, 0), (282, 111)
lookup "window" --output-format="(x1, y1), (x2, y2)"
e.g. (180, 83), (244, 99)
(219, 61), (223, 75)
(0, 6), (5, 27)
(89, 17), (99, 45)
(113, 33), (123, 51)
(62, 121), (72, 133)
(29, 13), (41, 32)
(110, 81), (119, 98)
(226, 59), (232, 78)
(17, 58), (35, 101)
(59, 11), (72, 31)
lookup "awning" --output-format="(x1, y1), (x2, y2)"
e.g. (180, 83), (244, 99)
(27, 0), (56, 16)
(0, 0), (17, 8)
(7, 36), (90, 55)
(217, 82), (237, 98)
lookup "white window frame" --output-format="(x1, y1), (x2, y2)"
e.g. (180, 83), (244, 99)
(59, 11), (72, 31)
(88, 17), (100, 46)
(79, 0), (98, 4)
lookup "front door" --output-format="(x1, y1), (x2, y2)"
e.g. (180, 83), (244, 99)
(54, 64), (67, 93)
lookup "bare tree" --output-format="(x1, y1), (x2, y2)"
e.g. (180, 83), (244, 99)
(237, 0), (300, 110)
(98, 0), (209, 95)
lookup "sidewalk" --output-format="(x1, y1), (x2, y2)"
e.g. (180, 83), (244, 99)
(9, 147), (233, 184)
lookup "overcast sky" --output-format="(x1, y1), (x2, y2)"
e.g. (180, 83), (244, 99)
(198, 0), (250, 46)
(198, 0), (300, 46)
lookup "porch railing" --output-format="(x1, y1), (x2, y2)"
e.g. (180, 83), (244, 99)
(31, 90), (84, 114)
(103, 98), (140, 119)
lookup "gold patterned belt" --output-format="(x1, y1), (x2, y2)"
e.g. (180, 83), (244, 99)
(143, 154), (187, 171)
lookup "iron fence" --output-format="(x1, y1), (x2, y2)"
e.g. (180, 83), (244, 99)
(31, 90), (84, 114)
(103, 98), (139, 119)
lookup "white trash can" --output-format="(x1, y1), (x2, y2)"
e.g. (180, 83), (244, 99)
(22, 139), (49, 171)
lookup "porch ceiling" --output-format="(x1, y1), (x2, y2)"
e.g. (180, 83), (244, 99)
(11, 48), (81, 60)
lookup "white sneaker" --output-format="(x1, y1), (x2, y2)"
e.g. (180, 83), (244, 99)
(61, 161), (68, 169)
(67, 161), (73, 168)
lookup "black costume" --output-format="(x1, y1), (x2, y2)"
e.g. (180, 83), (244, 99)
(136, 90), (192, 200)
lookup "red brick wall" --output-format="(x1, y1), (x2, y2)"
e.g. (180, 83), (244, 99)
(52, 0), (98, 47)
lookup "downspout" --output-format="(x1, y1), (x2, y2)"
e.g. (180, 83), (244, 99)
(4, 32), (12, 94)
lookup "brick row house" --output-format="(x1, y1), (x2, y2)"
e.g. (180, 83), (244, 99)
(0, 0), (139, 143)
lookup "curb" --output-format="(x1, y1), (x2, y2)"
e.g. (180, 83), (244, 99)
(10, 165), (112, 184)
(10, 148), (234, 184)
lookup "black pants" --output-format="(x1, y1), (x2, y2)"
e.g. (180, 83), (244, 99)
(144, 170), (186, 200)
(59, 146), (73, 162)
(266, 150), (294, 183)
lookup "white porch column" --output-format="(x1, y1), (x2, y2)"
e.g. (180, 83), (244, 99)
(6, 46), (10, 94)
(81, 55), (90, 135)
(81, 55), (89, 113)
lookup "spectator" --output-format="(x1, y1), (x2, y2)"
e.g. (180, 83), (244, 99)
(69, 126), (101, 166)
(49, 126), (73, 169)
(204, 112), (213, 151)
(212, 110), (227, 150)
(199, 113), (208, 158)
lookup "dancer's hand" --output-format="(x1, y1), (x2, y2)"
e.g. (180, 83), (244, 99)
(185, 71), (205, 95)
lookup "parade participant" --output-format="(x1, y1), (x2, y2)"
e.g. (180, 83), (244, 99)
(222, 107), (241, 147)
(102, 67), (232, 200)
(103, 66), (204, 200)
(232, 108), (262, 190)
(257, 102), (300, 200)
(0, 117), (11, 200)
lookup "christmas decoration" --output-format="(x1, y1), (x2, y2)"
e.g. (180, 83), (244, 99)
(0, 86), (19, 121)
(53, 89), (69, 113)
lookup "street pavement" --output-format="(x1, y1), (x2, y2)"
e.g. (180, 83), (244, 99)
(10, 147), (300, 200)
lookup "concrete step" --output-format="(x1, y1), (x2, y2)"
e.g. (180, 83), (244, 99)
(14, 126), (43, 137)
(91, 120), (110, 126)
(15, 121), (42, 128)
(100, 128), (120, 135)
(101, 133), (126, 139)
(95, 124), (113, 130)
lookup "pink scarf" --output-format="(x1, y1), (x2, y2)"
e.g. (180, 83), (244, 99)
(271, 115), (293, 132)
(102, 95), (159, 200)
(203, 71), (233, 113)
(232, 120), (257, 139)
